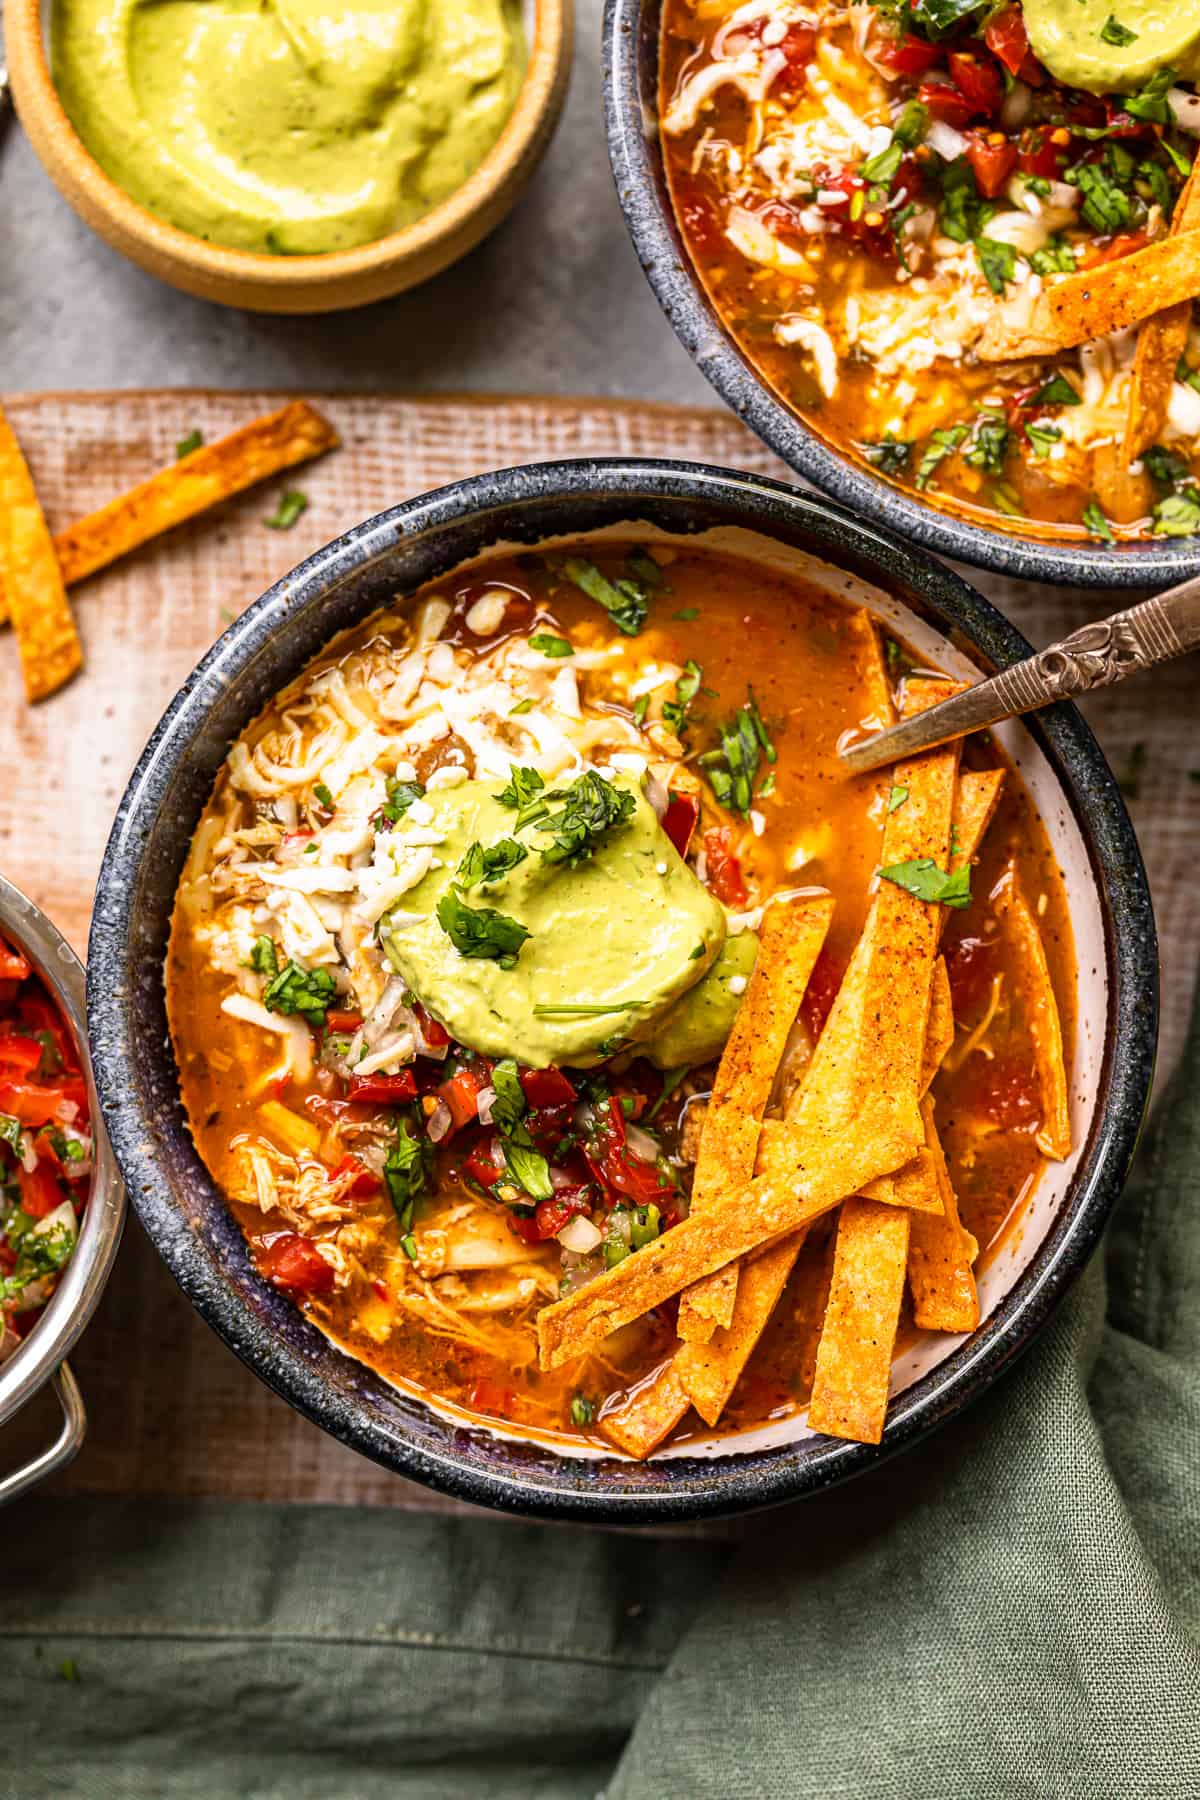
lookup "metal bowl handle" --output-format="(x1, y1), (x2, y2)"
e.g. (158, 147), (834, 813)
(0, 1363), (86, 1505)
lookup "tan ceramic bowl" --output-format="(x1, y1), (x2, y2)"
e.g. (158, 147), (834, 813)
(6, 0), (573, 314)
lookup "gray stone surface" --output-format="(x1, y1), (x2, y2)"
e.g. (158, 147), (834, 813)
(0, 2), (708, 402)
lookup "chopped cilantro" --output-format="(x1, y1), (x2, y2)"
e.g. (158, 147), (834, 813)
(456, 838), (529, 887)
(1143, 444), (1190, 488)
(529, 770), (637, 866)
(1083, 498), (1116, 543)
(1070, 163), (1132, 233)
(250, 935), (279, 977)
(0, 1113), (23, 1152)
(909, 0), (993, 39)
(175, 430), (203, 459)
(662, 660), (702, 737)
(383, 1110), (433, 1232)
(860, 436), (913, 476)
(646, 1065), (690, 1121)
(632, 694), (650, 726)
(975, 237), (1017, 296)
(964, 413), (1010, 475)
(887, 784), (909, 813)
(698, 691), (778, 817)
(1123, 67), (1177, 125)
(510, 697), (534, 715)
(1178, 358), (1200, 394)
(673, 607), (699, 621)
(862, 140), (903, 187)
(503, 1140), (553, 1200)
(529, 632), (573, 658)
(570, 1394), (595, 1427)
(265, 490), (308, 531)
(560, 556), (650, 636)
(1029, 238), (1076, 276)
(313, 782), (334, 810)
(435, 891), (530, 968)
(1025, 422), (1063, 458)
(1033, 373), (1081, 409)
(915, 426), (968, 490)
(263, 960), (337, 1028)
(378, 778), (425, 825)
(497, 766), (545, 812)
(878, 857), (972, 909)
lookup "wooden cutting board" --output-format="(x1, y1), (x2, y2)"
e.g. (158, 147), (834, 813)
(0, 389), (1192, 1512)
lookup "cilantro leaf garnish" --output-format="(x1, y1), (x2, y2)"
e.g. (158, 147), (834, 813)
(1029, 238), (1077, 276)
(489, 1058), (554, 1200)
(1099, 15), (1137, 44)
(435, 891), (530, 968)
(964, 413), (1010, 475)
(1123, 67), (1177, 125)
(560, 556), (651, 636)
(529, 632), (573, 658)
(698, 691), (778, 818)
(878, 858), (972, 909)
(384, 1109), (433, 1232)
(1032, 373), (1081, 409)
(378, 778), (425, 826)
(1143, 444), (1190, 488)
(250, 935), (280, 977)
(263, 959), (338, 1027)
(915, 426), (968, 491)
(265, 490), (309, 531)
(533, 770), (637, 866)
(1070, 164), (1132, 234)
(497, 766), (545, 812)
(887, 785), (909, 813)
(975, 237), (1017, 297)
(457, 837), (529, 887)
(860, 436), (914, 476)
(1025, 422), (1063, 458)
(1083, 498), (1116, 543)
(176, 429), (204, 459)
(313, 782), (334, 811)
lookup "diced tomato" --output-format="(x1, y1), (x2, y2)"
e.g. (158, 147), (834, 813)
(19, 1160), (64, 1219)
(463, 1135), (504, 1189)
(663, 790), (700, 859)
(984, 7), (1040, 81)
(800, 946), (845, 1042)
(467, 1378), (516, 1416)
(673, 177), (725, 260)
(533, 1187), (595, 1241)
(918, 80), (977, 130)
(506, 1212), (542, 1244)
(414, 1003), (451, 1049)
(703, 826), (749, 908)
(372, 1278), (390, 1302)
(1104, 99), (1156, 139)
(944, 934), (998, 1017)
(14, 993), (75, 1071)
(965, 132), (1018, 199)
(806, 171), (898, 260)
(947, 49), (1004, 117)
(519, 1067), (577, 1109)
(438, 1066), (489, 1132)
(1077, 230), (1149, 269)
(963, 1055), (1041, 1130)
(881, 34), (942, 75)
(1017, 126), (1068, 181)
(0, 1034), (44, 1078)
(583, 1097), (673, 1208)
(0, 1077), (87, 1128)
(772, 20), (817, 96)
(0, 937), (31, 982)
(347, 1069), (418, 1104)
(258, 1233), (335, 1296)
(280, 828), (315, 851)
(325, 1009), (363, 1034)
(329, 1153), (382, 1198)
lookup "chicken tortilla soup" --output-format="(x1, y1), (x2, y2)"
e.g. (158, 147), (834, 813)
(167, 539), (1075, 1455)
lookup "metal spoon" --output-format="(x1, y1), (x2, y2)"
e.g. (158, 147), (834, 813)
(838, 571), (1200, 775)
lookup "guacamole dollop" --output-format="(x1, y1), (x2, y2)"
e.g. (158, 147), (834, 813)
(381, 775), (729, 1069)
(1023, 0), (1200, 94)
(644, 932), (759, 1070)
(52, 0), (526, 254)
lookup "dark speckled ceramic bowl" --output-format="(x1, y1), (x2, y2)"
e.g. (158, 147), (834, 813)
(88, 461), (1157, 1522)
(603, 0), (1200, 588)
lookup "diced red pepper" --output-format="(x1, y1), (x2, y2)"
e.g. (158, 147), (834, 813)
(1017, 126), (1067, 181)
(880, 34), (942, 75)
(329, 1153), (382, 1198)
(703, 827), (749, 908)
(519, 1067), (577, 1110)
(0, 1034), (44, 1078)
(463, 1135), (504, 1189)
(258, 1233), (335, 1296)
(325, 1009), (363, 1034)
(0, 936), (31, 982)
(19, 1160), (64, 1219)
(583, 1097), (673, 1208)
(414, 1003), (451, 1049)
(965, 132), (1018, 200)
(800, 946), (845, 1042)
(919, 80), (979, 130)
(347, 1070), (418, 1104)
(0, 1077), (87, 1128)
(14, 993), (75, 1071)
(506, 1213), (542, 1245)
(984, 8), (1033, 78)
(947, 49), (1005, 118)
(662, 790), (700, 859)
(438, 1066), (489, 1132)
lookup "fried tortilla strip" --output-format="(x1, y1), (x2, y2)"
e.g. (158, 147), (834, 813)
(922, 957), (954, 1095)
(1125, 162), (1200, 462)
(978, 232), (1200, 361)
(0, 403), (83, 701)
(3, 403), (339, 607)
(677, 892), (835, 1344)
(843, 607), (895, 732)
(537, 1106), (917, 1371)
(907, 1096), (980, 1334)
(807, 1196), (911, 1445)
(597, 1359), (693, 1461)
(758, 1115), (941, 1214)
(1000, 869), (1072, 1160)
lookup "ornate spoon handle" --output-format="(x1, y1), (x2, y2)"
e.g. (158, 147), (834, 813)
(839, 574), (1200, 775)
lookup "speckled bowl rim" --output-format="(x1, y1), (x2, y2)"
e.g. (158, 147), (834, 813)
(602, 0), (1200, 588)
(87, 459), (1157, 1523)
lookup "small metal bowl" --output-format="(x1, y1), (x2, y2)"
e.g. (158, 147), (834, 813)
(0, 874), (124, 1504)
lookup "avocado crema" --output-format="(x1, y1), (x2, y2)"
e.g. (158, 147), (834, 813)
(52, 0), (526, 255)
(380, 775), (739, 1070)
(1023, 0), (1200, 93)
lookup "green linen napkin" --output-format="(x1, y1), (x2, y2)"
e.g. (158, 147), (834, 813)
(6, 1004), (1200, 1798)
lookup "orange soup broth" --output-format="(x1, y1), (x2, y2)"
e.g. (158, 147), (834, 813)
(168, 540), (1075, 1445)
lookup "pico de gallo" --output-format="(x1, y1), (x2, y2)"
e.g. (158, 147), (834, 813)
(0, 934), (93, 1361)
(661, 0), (1200, 541)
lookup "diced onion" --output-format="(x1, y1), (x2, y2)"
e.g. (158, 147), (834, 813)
(625, 1123), (661, 1162)
(426, 1099), (453, 1143)
(926, 120), (968, 161)
(557, 1216), (603, 1253)
(644, 771), (670, 818)
(1169, 87), (1200, 137)
(476, 1085), (497, 1126)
